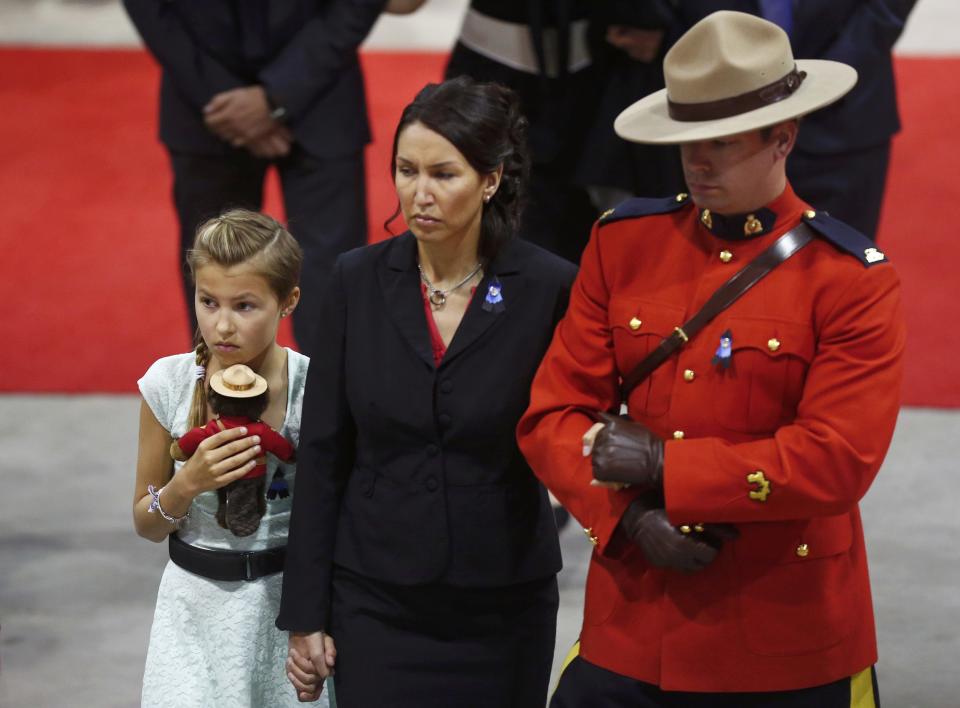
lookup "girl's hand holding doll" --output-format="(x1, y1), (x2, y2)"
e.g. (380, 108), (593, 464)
(175, 426), (263, 497)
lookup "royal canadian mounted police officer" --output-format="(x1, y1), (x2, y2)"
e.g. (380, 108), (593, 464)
(517, 11), (905, 707)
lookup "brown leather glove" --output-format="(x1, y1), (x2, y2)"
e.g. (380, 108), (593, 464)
(591, 412), (664, 492)
(619, 497), (739, 573)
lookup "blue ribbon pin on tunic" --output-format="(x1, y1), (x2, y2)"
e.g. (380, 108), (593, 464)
(712, 329), (733, 369)
(482, 277), (505, 313)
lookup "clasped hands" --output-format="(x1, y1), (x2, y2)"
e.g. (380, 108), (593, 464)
(203, 85), (292, 159)
(286, 631), (336, 702)
(584, 412), (737, 572)
(605, 25), (665, 63)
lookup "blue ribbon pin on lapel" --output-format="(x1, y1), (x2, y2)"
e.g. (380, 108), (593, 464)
(482, 277), (505, 313)
(712, 329), (733, 369)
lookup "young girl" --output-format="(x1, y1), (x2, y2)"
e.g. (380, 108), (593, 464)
(133, 209), (329, 707)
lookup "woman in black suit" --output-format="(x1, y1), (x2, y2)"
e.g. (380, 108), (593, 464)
(277, 77), (577, 706)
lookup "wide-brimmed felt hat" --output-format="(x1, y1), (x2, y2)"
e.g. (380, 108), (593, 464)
(210, 364), (268, 399)
(614, 11), (858, 144)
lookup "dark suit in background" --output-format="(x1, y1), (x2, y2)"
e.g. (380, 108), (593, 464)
(444, 0), (602, 265)
(277, 233), (576, 706)
(124, 0), (386, 353)
(677, 0), (916, 239)
(575, 0), (687, 208)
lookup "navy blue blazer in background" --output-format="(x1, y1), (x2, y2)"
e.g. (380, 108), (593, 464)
(677, 0), (917, 154)
(123, 0), (386, 158)
(278, 234), (577, 631)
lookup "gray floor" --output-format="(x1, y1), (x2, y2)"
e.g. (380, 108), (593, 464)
(0, 397), (957, 707)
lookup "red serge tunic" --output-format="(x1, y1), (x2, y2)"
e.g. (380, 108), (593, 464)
(516, 185), (906, 692)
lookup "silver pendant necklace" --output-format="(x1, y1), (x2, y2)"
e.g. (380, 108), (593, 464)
(418, 262), (483, 308)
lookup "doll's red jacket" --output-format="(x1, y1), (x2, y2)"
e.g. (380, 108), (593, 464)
(175, 416), (295, 480)
(517, 186), (906, 692)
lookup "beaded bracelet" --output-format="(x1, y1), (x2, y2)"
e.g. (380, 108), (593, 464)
(147, 484), (190, 528)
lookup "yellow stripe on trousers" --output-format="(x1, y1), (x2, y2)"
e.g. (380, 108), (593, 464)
(850, 666), (877, 708)
(551, 643), (875, 707)
(551, 640), (581, 698)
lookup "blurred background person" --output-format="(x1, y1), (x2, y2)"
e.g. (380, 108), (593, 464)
(576, 0), (687, 212)
(441, 1), (690, 264)
(123, 0), (388, 355)
(443, 0), (600, 264)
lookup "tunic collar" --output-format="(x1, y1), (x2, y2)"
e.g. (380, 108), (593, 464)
(696, 183), (807, 240)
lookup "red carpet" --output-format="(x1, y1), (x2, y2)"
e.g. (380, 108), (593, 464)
(0, 48), (957, 407)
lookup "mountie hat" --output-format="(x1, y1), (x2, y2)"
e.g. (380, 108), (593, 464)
(209, 364), (268, 398)
(614, 11), (858, 144)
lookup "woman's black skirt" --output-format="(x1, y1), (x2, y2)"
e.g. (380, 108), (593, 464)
(330, 565), (559, 708)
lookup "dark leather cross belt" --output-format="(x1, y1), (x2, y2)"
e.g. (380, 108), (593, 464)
(620, 223), (814, 398)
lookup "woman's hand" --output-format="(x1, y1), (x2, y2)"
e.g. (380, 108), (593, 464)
(174, 427), (263, 498)
(287, 631), (337, 702)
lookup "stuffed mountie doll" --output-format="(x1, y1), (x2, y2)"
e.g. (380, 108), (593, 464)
(171, 364), (295, 537)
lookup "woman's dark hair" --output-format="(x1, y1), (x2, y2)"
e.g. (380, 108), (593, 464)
(388, 75), (530, 262)
(207, 388), (269, 421)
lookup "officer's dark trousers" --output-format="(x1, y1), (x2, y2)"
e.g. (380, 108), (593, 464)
(552, 656), (880, 708)
(170, 146), (367, 357)
(788, 142), (891, 242)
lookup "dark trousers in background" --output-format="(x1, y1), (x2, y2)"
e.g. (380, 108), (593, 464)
(523, 165), (598, 267)
(329, 565), (559, 708)
(787, 142), (891, 242)
(170, 147), (367, 357)
(552, 655), (880, 708)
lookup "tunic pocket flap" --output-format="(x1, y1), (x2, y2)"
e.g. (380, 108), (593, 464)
(735, 514), (853, 564)
(724, 318), (814, 362)
(609, 297), (685, 338)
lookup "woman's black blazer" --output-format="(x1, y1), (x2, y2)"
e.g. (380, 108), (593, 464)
(278, 232), (577, 631)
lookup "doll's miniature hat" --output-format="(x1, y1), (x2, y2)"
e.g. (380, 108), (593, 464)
(209, 364), (268, 398)
(614, 10), (858, 144)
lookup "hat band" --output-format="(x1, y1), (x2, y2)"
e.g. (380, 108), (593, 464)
(668, 66), (807, 122)
(223, 380), (255, 392)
